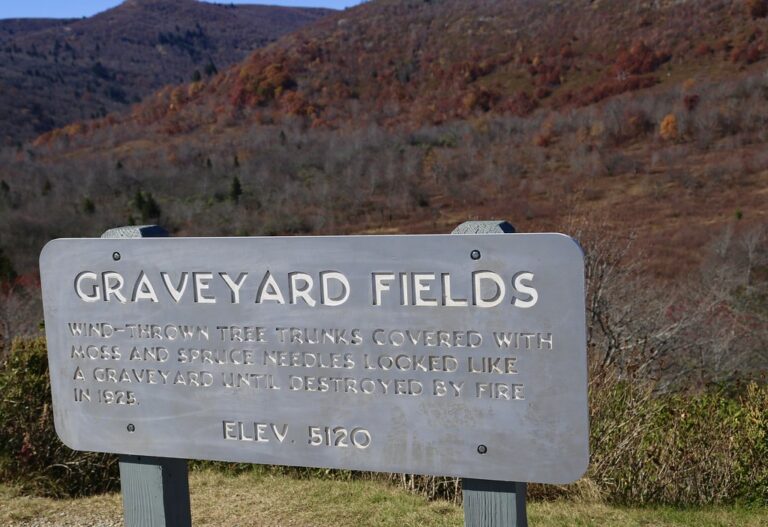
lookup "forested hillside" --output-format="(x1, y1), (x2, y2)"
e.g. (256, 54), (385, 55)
(12, 0), (767, 272)
(0, 0), (333, 143)
(31, 0), (768, 132)
(1, 0), (767, 385)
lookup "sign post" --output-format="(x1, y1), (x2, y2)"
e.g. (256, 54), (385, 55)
(40, 222), (588, 526)
(102, 225), (191, 527)
(452, 220), (526, 527)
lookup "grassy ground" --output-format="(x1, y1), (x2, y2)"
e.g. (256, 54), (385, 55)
(0, 469), (765, 526)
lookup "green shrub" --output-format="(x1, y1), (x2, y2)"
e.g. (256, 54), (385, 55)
(0, 338), (119, 497)
(197, 377), (768, 507)
(1, 337), (766, 506)
(586, 375), (768, 505)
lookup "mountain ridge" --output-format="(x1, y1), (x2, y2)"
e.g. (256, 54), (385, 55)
(36, 0), (766, 141)
(0, 0), (334, 144)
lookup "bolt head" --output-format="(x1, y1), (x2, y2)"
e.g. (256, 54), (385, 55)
(127, 423), (135, 432)
(470, 250), (481, 260)
(112, 252), (121, 261)
(477, 444), (487, 454)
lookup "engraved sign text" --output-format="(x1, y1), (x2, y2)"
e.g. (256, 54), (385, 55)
(40, 234), (588, 483)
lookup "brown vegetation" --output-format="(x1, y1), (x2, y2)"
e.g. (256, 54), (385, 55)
(659, 113), (678, 141)
(0, 0), (766, 403)
(748, 0), (768, 19)
(5, 63), (767, 281)
(0, 0), (767, 513)
(21, 0), (768, 144)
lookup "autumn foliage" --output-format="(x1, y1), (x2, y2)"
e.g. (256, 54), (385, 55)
(747, 0), (768, 19)
(232, 61), (298, 107)
(659, 113), (678, 141)
(613, 41), (671, 77)
(20, 0), (768, 143)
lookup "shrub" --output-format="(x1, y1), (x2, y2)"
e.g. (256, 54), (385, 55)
(82, 197), (96, 215)
(534, 86), (551, 99)
(683, 94), (700, 112)
(613, 42), (671, 77)
(694, 43), (713, 57)
(587, 376), (768, 505)
(659, 113), (678, 140)
(2, 338), (765, 505)
(502, 90), (537, 116)
(747, 0), (768, 18)
(745, 44), (763, 64)
(0, 338), (119, 497)
(461, 87), (500, 114)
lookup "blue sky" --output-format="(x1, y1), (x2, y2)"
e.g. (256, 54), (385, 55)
(0, 1), (359, 20)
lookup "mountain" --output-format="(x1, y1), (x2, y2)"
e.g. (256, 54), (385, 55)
(2, 0), (768, 281)
(0, 0), (334, 144)
(33, 0), (768, 134)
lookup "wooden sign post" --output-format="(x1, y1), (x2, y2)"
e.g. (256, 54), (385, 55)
(452, 220), (527, 527)
(102, 226), (192, 527)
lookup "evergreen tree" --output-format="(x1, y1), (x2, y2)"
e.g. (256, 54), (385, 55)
(0, 247), (16, 284)
(82, 197), (95, 215)
(230, 176), (243, 203)
(132, 191), (161, 222)
(140, 192), (161, 221)
(204, 61), (218, 76)
(133, 190), (145, 211)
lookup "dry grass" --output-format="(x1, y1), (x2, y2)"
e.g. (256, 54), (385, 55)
(529, 501), (768, 527)
(1, 469), (766, 527)
(0, 469), (461, 527)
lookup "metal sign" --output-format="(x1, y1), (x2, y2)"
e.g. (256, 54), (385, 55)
(40, 234), (588, 483)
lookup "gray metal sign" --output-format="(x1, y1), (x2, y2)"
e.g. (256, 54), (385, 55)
(40, 234), (588, 483)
